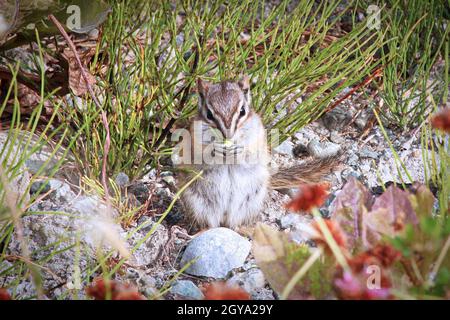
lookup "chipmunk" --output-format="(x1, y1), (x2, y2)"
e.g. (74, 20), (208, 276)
(175, 75), (338, 230)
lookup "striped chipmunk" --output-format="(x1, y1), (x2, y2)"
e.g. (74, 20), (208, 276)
(173, 75), (338, 230)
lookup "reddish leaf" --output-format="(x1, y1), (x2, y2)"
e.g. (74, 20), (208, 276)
(86, 278), (146, 300)
(368, 185), (418, 235)
(203, 282), (250, 300)
(330, 178), (374, 252)
(0, 288), (11, 300)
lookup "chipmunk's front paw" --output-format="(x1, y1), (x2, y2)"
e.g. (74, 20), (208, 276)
(213, 142), (244, 157)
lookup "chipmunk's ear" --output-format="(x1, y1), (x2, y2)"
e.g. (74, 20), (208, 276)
(197, 78), (210, 98)
(238, 74), (250, 94)
(197, 78), (210, 111)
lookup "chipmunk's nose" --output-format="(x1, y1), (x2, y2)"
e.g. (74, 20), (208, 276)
(220, 127), (235, 140)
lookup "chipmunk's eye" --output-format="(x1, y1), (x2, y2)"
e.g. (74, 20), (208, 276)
(206, 109), (214, 121)
(239, 106), (246, 117)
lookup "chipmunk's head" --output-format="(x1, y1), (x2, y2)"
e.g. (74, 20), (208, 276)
(197, 75), (252, 139)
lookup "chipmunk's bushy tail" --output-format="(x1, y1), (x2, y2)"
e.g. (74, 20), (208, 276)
(270, 155), (341, 189)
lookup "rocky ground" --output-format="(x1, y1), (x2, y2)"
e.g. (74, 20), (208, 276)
(0, 99), (433, 299)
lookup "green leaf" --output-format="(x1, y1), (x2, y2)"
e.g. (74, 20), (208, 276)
(253, 223), (333, 299)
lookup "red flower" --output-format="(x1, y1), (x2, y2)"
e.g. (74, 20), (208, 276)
(431, 108), (450, 133)
(86, 278), (146, 300)
(311, 219), (348, 254)
(203, 282), (250, 300)
(285, 183), (329, 213)
(0, 288), (11, 300)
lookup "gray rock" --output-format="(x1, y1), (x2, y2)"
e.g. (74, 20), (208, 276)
(49, 179), (75, 203)
(115, 172), (130, 187)
(321, 105), (352, 130)
(0, 131), (72, 178)
(359, 148), (379, 159)
(170, 280), (204, 300)
(7, 169), (31, 208)
(251, 287), (276, 300)
(161, 171), (175, 186)
(128, 182), (150, 203)
(347, 153), (359, 167)
(307, 139), (341, 159)
(279, 213), (304, 229)
(4, 185), (149, 299)
(273, 139), (294, 156)
(228, 268), (266, 295)
(341, 168), (361, 182)
(329, 131), (345, 144)
(181, 228), (251, 278)
(130, 221), (168, 267)
(355, 112), (370, 130)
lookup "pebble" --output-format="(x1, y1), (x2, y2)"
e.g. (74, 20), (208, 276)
(307, 139), (341, 159)
(115, 172), (130, 187)
(170, 280), (204, 300)
(273, 140), (294, 156)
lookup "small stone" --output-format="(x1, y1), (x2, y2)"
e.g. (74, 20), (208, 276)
(128, 182), (149, 204)
(162, 175), (175, 186)
(251, 287), (275, 300)
(88, 28), (99, 40)
(321, 106), (352, 131)
(131, 222), (169, 267)
(359, 148), (379, 159)
(329, 131), (345, 144)
(279, 213), (304, 229)
(228, 268), (266, 295)
(347, 153), (359, 167)
(181, 228), (251, 278)
(341, 169), (361, 182)
(115, 172), (129, 187)
(48, 180), (75, 203)
(170, 280), (204, 300)
(307, 139), (341, 159)
(273, 140), (294, 156)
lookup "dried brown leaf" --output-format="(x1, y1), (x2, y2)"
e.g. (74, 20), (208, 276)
(62, 47), (97, 96)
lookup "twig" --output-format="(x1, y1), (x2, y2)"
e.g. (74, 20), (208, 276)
(48, 14), (112, 216)
(322, 67), (383, 115)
